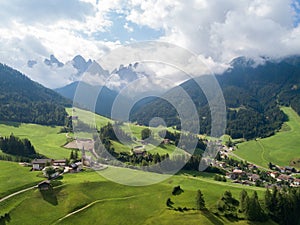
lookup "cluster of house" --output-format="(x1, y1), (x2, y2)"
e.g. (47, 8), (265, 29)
(224, 168), (300, 187)
(208, 140), (300, 188)
(31, 158), (83, 174)
(269, 171), (300, 187)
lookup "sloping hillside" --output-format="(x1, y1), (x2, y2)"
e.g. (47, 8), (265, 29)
(131, 56), (300, 139)
(0, 63), (71, 125)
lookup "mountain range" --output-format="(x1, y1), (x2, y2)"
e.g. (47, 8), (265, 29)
(130, 56), (300, 140)
(2, 54), (300, 141)
(27, 54), (147, 91)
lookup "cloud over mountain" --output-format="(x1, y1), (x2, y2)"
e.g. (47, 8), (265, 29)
(0, 0), (299, 88)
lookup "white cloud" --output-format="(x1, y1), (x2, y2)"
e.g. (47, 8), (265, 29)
(125, 0), (300, 63)
(124, 23), (134, 32)
(21, 58), (78, 89)
(0, 0), (300, 89)
(0, 0), (95, 26)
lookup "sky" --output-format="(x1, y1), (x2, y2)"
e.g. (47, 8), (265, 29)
(0, 0), (300, 88)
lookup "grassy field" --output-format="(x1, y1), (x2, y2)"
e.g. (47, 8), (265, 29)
(0, 166), (274, 225)
(0, 122), (71, 159)
(235, 107), (300, 168)
(68, 107), (183, 156)
(0, 161), (43, 198)
(66, 107), (112, 128)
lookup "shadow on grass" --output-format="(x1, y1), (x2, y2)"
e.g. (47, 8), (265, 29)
(0, 213), (11, 225)
(40, 188), (60, 206)
(0, 121), (21, 127)
(202, 210), (225, 225)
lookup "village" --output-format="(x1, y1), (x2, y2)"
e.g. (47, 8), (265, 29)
(210, 140), (300, 188)
(18, 135), (300, 191)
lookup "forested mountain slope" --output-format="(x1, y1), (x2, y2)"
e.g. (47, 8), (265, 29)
(130, 56), (300, 139)
(0, 63), (71, 125)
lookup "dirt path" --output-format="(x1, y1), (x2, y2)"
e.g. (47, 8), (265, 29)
(228, 151), (270, 171)
(55, 195), (141, 224)
(256, 140), (269, 166)
(0, 185), (37, 203)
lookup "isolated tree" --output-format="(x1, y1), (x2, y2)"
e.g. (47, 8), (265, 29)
(172, 186), (184, 195)
(195, 189), (206, 210)
(141, 128), (151, 140)
(217, 190), (239, 218)
(45, 166), (56, 179)
(166, 198), (174, 208)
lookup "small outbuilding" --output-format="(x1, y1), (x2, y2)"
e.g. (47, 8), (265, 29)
(38, 180), (51, 191)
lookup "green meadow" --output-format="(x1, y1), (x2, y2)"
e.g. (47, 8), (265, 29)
(68, 107), (184, 156)
(0, 163), (273, 225)
(0, 107), (283, 225)
(66, 107), (111, 128)
(0, 161), (43, 198)
(0, 122), (70, 159)
(235, 107), (300, 168)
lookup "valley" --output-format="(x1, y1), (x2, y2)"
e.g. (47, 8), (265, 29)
(0, 105), (299, 224)
(0, 57), (300, 225)
(235, 107), (300, 169)
(0, 161), (269, 225)
(0, 122), (70, 159)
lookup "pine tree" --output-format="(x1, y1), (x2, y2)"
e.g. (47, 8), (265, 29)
(245, 191), (267, 222)
(74, 149), (78, 160)
(264, 188), (272, 214)
(195, 189), (206, 210)
(217, 191), (239, 218)
(239, 189), (249, 213)
(70, 150), (74, 160)
(166, 198), (174, 208)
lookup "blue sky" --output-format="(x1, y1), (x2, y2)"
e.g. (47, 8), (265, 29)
(93, 12), (165, 43)
(292, 0), (300, 26)
(0, 0), (299, 88)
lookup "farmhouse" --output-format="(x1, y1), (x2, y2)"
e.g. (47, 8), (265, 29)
(228, 169), (245, 180)
(53, 159), (67, 167)
(32, 159), (53, 170)
(132, 146), (146, 156)
(270, 172), (279, 178)
(277, 174), (292, 182)
(69, 162), (83, 173)
(162, 139), (170, 144)
(38, 180), (51, 191)
(248, 174), (260, 182)
(293, 179), (300, 187)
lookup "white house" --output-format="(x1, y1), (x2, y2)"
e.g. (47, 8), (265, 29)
(32, 159), (53, 170)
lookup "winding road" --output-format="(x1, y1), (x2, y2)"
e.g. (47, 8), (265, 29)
(0, 185), (37, 203)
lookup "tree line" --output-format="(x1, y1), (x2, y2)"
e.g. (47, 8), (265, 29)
(131, 56), (300, 140)
(0, 134), (37, 158)
(166, 185), (300, 225)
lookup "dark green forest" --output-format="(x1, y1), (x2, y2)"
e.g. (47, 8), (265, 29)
(0, 64), (71, 125)
(0, 134), (37, 158)
(130, 56), (300, 139)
